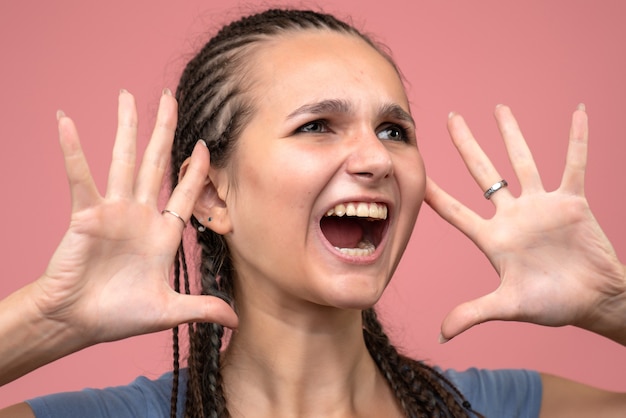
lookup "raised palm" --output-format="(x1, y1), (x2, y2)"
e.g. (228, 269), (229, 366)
(36, 90), (237, 346)
(426, 105), (625, 343)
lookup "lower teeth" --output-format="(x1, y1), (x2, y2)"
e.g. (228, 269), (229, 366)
(335, 239), (375, 256)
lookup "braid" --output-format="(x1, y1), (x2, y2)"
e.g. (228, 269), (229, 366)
(363, 308), (484, 418)
(169, 8), (476, 418)
(184, 237), (233, 418)
(185, 322), (206, 418)
(170, 248), (182, 418)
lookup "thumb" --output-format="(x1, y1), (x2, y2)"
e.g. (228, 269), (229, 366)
(167, 294), (239, 330)
(439, 291), (512, 343)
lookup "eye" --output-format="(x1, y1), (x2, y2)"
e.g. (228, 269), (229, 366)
(296, 120), (329, 134)
(377, 124), (409, 142)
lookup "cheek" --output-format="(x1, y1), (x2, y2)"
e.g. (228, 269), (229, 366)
(231, 147), (315, 232)
(395, 152), (426, 256)
(389, 151), (425, 269)
(397, 151), (427, 210)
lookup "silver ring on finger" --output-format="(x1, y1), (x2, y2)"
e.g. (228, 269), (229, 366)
(484, 179), (508, 200)
(161, 209), (187, 227)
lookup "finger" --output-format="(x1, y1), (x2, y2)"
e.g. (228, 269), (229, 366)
(447, 112), (512, 204)
(560, 104), (588, 195)
(161, 140), (209, 230)
(135, 89), (178, 204)
(166, 294), (238, 330)
(439, 291), (512, 342)
(57, 111), (101, 212)
(106, 89), (138, 199)
(494, 105), (543, 192)
(424, 177), (485, 240)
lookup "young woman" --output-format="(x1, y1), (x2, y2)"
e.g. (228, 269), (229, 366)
(1, 8), (625, 417)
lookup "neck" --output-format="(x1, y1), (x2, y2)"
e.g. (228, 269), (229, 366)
(221, 302), (402, 417)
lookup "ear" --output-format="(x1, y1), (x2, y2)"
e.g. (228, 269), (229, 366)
(179, 157), (232, 235)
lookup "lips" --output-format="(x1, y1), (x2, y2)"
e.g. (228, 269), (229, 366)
(320, 202), (388, 256)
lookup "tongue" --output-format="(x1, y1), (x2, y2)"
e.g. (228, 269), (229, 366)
(320, 217), (364, 248)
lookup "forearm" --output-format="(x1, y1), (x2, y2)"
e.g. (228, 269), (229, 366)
(540, 373), (626, 418)
(0, 282), (87, 386)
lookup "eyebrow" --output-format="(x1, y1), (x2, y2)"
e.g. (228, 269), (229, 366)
(286, 99), (415, 127)
(378, 102), (415, 127)
(286, 99), (351, 120)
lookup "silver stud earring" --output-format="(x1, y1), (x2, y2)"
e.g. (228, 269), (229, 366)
(197, 217), (212, 233)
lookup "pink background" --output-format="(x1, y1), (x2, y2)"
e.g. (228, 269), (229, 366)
(1, 0), (625, 407)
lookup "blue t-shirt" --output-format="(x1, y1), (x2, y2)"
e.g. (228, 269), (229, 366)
(26, 368), (542, 417)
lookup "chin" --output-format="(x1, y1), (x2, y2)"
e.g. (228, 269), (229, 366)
(322, 281), (386, 310)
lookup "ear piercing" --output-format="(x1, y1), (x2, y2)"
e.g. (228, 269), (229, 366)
(197, 217), (212, 232)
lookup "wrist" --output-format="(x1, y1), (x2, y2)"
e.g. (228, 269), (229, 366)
(0, 281), (89, 386)
(582, 263), (626, 346)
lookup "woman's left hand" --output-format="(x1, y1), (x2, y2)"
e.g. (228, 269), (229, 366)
(426, 105), (626, 344)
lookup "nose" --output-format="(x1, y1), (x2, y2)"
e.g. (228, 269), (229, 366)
(345, 131), (393, 182)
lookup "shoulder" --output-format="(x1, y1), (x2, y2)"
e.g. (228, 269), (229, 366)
(440, 367), (542, 418)
(25, 370), (186, 418)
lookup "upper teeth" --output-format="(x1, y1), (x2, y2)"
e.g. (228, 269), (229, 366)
(325, 202), (388, 220)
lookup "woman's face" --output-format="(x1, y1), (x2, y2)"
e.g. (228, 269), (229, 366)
(219, 31), (425, 313)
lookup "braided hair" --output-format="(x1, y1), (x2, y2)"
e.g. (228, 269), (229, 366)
(169, 8), (483, 418)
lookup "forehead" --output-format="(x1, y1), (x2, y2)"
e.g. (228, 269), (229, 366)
(248, 30), (410, 113)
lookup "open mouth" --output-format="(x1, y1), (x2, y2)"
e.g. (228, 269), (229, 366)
(320, 202), (388, 257)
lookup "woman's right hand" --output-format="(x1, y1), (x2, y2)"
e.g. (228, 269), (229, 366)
(35, 89), (238, 346)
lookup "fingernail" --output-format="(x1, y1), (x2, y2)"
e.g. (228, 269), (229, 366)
(198, 139), (207, 148)
(162, 87), (172, 96)
(56, 109), (66, 121)
(495, 103), (504, 108)
(448, 111), (455, 119)
(438, 333), (450, 344)
(120, 88), (128, 95)
(577, 103), (586, 111)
